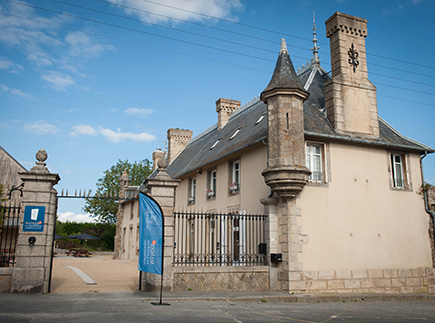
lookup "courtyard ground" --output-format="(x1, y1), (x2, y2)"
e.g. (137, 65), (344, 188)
(51, 254), (139, 293)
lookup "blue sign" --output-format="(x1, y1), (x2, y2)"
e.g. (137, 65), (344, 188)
(138, 193), (163, 275)
(23, 206), (46, 232)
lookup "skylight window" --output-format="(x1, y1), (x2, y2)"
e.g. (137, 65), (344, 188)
(210, 139), (220, 150)
(255, 113), (266, 125)
(230, 128), (241, 140)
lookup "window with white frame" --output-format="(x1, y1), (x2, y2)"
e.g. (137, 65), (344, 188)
(207, 170), (217, 199)
(390, 153), (406, 188)
(306, 143), (325, 182)
(230, 160), (240, 194)
(188, 178), (196, 203)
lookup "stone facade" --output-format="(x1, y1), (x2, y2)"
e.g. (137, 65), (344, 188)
(288, 268), (435, 295)
(167, 128), (193, 164)
(11, 149), (60, 294)
(141, 160), (180, 291)
(324, 12), (380, 137)
(173, 266), (269, 291)
(216, 98), (241, 130)
(428, 186), (435, 212)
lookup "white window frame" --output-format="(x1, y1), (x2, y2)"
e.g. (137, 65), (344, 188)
(207, 170), (217, 199)
(230, 160), (240, 194)
(188, 178), (196, 204)
(306, 142), (326, 183)
(390, 153), (406, 189)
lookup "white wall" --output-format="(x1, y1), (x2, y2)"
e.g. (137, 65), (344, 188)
(298, 142), (432, 270)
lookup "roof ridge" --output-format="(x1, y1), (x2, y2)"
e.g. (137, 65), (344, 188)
(230, 96), (260, 119)
(188, 123), (218, 145)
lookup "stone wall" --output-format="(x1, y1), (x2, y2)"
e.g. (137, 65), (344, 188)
(173, 266), (269, 291)
(0, 268), (12, 292)
(288, 268), (435, 294)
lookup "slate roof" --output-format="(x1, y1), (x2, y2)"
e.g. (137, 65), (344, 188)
(166, 59), (433, 180)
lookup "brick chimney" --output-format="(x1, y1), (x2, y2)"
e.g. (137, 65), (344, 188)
(152, 148), (165, 171)
(167, 128), (193, 164)
(216, 98), (241, 129)
(324, 12), (379, 137)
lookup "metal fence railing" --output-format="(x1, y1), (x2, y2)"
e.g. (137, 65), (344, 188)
(0, 205), (20, 267)
(173, 211), (267, 267)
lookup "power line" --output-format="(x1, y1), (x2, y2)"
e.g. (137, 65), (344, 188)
(45, 0), (435, 87)
(47, 0), (279, 56)
(374, 81), (435, 97)
(371, 72), (435, 88)
(2, 1), (434, 104)
(136, 0), (435, 71)
(378, 94), (435, 108)
(5, 0), (277, 63)
(1, 11), (271, 74)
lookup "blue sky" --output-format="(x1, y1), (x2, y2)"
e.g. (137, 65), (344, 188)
(1, 0), (434, 222)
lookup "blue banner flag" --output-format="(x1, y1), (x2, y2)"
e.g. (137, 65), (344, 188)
(138, 192), (163, 275)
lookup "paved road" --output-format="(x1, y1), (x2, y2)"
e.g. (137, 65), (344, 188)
(1, 292), (435, 323)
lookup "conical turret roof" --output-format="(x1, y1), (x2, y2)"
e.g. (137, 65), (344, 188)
(262, 39), (307, 97)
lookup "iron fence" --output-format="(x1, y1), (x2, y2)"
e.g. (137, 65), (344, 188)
(0, 204), (20, 267)
(173, 211), (267, 266)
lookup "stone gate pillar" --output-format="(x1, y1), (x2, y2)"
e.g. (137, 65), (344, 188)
(141, 158), (179, 291)
(11, 149), (60, 293)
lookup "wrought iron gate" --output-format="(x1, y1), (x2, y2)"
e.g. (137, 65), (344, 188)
(0, 203), (20, 267)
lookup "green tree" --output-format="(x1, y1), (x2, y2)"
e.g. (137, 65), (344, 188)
(83, 159), (152, 224)
(417, 181), (433, 199)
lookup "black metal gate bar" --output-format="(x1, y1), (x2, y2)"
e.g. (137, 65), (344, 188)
(173, 211), (267, 267)
(0, 203), (20, 267)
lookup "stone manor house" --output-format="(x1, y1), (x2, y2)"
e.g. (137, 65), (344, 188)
(115, 12), (435, 294)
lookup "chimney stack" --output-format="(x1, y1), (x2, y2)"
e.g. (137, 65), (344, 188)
(152, 148), (165, 171)
(324, 12), (379, 137)
(216, 98), (241, 129)
(167, 128), (193, 164)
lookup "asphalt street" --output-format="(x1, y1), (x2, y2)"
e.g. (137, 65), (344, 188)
(1, 292), (435, 322)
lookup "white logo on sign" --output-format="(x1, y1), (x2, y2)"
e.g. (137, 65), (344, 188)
(31, 209), (39, 221)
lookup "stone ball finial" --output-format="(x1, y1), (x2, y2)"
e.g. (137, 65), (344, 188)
(157, 156), (168, 169)
(36, 148), (48, 163)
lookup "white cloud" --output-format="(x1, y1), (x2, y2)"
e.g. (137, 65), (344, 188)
(124, 107), (154, 117)
(65, 31), (115, 58)
(10, 88), (33, 99)
(0, 84), (10, 91)
(0, 2), (114, 89)
(70, 125), (98, 136)
(24, 121), (57, 135)
(109, 0), (242, 24)
(0, 83), (33, 99)
(99, 127), (156, 143)
(57, 211), (96, 223)
(41, 71), (75, 91)
(0, 56), (23, 73)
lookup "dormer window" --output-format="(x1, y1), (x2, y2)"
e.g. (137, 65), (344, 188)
(210, 139), (220, 150)
(255, 113), (266, 125)
(230, 128), (241, 140)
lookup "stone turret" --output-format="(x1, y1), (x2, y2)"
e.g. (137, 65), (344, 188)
(261, 39), (311, 199)
(324, 12), (379, 137)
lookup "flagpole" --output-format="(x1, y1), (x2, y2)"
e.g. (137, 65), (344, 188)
(145, 193), (170, 306)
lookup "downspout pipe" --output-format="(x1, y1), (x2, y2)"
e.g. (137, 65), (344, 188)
(420, 152), (435, 265)
(420, 152), (435, 219)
